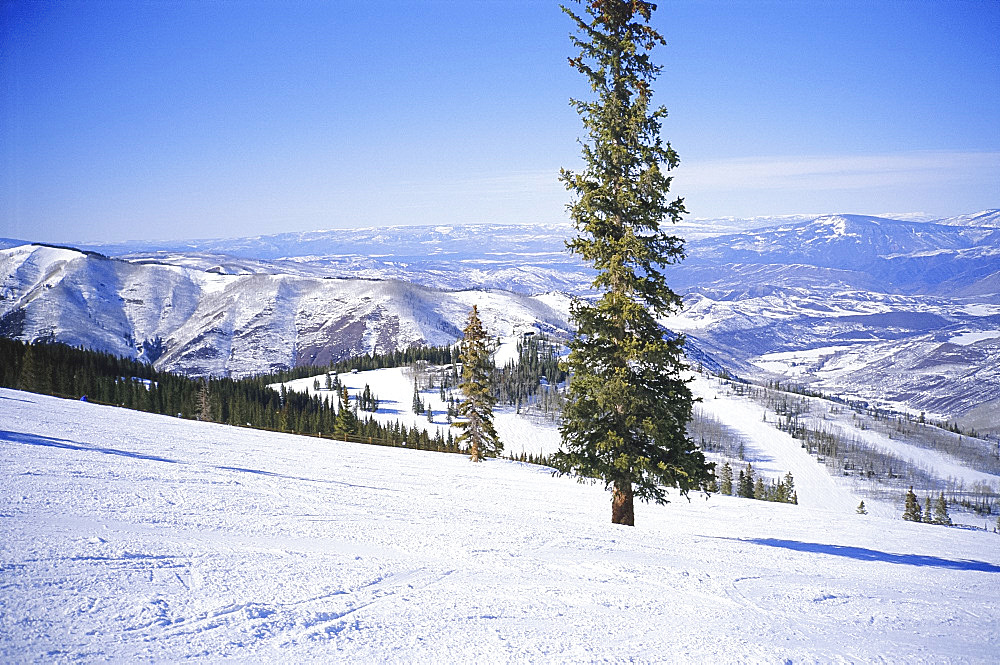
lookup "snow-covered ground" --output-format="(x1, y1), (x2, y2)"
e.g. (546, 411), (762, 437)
(274, 364), (563, 460)
(3, 388), (999, 662)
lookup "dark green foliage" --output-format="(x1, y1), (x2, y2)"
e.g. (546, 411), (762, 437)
(721, 462), (797, 505)
(738, 463), (755, 498)
(552, 0), (713, 527)
(455, 306), (502, 462)
(932, 492), (952, 526)
(903, 487), (922, 522)
(358, 383), (379, 412)
(260, 344), (459, 385)
(0, 337), (479, 457)
(412, 379), (425, 414)
(333, 388), (358, 437)
(493, 335), (567, 409)
(719, 462), (733, 495)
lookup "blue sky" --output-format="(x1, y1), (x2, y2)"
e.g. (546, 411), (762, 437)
(2, 0), (998, 243)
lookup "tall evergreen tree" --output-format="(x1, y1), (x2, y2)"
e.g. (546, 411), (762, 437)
(719, 462), (733, 495)
(455, 305), (502, 462)
(902, 486), (922, 522)
(17, 342), (37, 393)
(334, 387), (357, 438)
(932, 491), (951, 526)
(552, 0), (713, 526)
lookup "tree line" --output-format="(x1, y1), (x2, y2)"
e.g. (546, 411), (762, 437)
(0, 337), (461, 455)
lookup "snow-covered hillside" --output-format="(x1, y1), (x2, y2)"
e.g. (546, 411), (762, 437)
(3, 388), (998, 662)
(0, 244), (571, 377)
(3, 209), (1000, 431)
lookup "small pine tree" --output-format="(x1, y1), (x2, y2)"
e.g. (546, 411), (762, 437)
(719, 462), (733, 495)
(753, 477), (766, 501)
(455, 305), (502, 462)
(18, 342), (37, 393)
(924, 495), (932, 523)
(740, 463), (755, 498)
(334, 387), (357, 438)
(783, 471), (795, 499)
(856, 500), (867, 515)
(932, 492), (951, 526)
(902, 487), (922, 522)
(197, 379), (212, 422)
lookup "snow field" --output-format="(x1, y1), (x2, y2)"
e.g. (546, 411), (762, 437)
(276, 364), (564, 459)
(690, 374), (867, 516)
(2, 388), (999, 662)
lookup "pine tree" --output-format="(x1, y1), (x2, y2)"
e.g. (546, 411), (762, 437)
(932, 492), (951, 526)
(552, 0), (713, 527)
(18, 342), (37, 393)
(719, 462), (733, 495)
(197, 379), (212, 422)
(924, 495), (932, 523)
(334, 387), (357, 438)
(739, 463), (755, 498)
(783, 471), (795, 499)
(455, 305), (502, 462)
(902, 487), (922, 522)
(753, 477), (766, 501)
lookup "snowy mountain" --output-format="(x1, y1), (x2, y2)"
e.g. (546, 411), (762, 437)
(3, 210), (999, 431)
(932, 208), (1000, 228)
(3, 386), (998, 661)
(0, 244), (571, 377)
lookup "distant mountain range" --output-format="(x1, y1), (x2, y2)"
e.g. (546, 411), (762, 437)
(2, 209), (998, 433)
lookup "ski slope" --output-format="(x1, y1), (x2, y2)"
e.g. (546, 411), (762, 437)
(275, 365), (563, 459)
(3, 388), (999, 662)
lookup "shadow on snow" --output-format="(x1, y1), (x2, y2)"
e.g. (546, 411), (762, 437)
(0, 429), (178, 464)
(1, 429), (401, 493)
(739, 537), (1000, 573)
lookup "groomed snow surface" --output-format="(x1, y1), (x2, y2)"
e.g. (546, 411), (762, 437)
(3, 388), (999, 662)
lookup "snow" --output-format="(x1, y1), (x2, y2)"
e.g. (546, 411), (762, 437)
(3, 388), (999, 662)
(690, 374), (865, 516)
(273, 362), (563, 459)
(751, 345), (855, 377)
(949, 330), (1000, 346)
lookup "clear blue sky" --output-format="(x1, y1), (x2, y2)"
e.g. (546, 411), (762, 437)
(2, 0), (999, 243)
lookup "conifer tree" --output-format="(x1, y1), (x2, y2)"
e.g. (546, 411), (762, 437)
(783, 471), (795, 498)
(334, 387), (357, 438)
(739, 463), (755, 498)
(902, 487), (922, 522)
(552, 0), (713, 526)
(719, 462), (733, 496)
(924, 495), (932, 523)
(18, 342), (41, 393)
(455, 305), (502, 462)
(932, 492), (951, 526)
(197, 379), (212, 422)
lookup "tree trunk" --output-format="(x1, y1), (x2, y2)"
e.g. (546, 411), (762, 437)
(611, 480), (634, 526)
